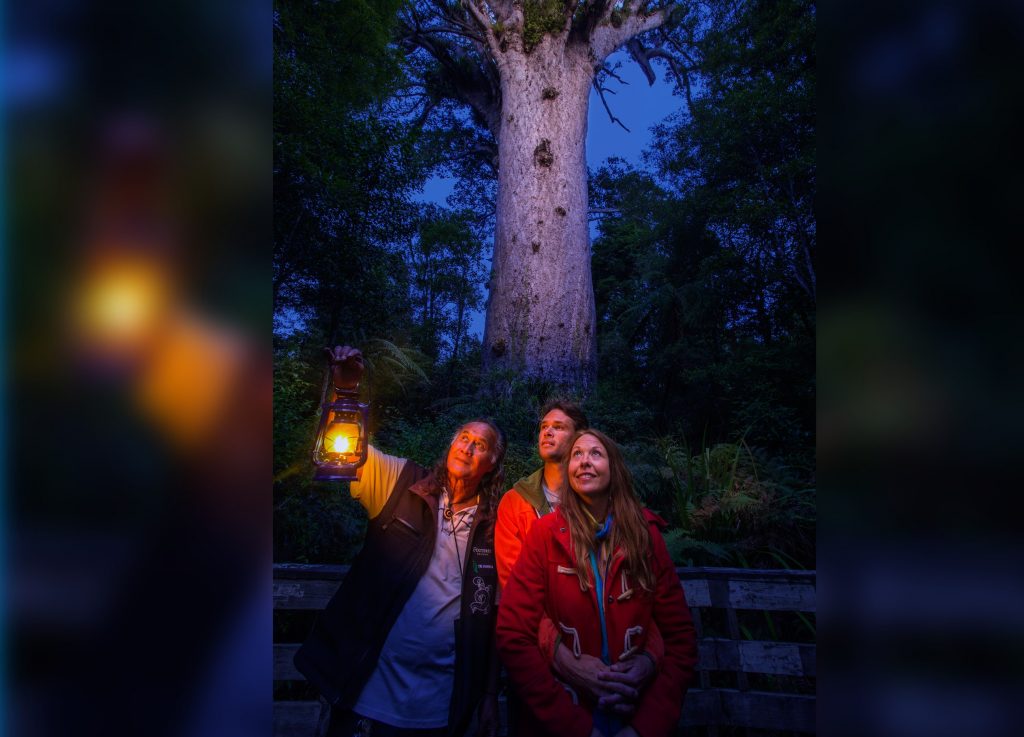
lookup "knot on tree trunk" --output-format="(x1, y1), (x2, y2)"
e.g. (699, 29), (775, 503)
(541, 86), (559, 100)
(534, 139), (554, 168)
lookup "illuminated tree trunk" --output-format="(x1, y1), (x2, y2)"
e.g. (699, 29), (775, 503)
(483, 37), (597, 391)
(425, 2), (672, 392)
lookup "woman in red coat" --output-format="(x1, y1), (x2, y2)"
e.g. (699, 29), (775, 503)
(496, 429), (698, 737)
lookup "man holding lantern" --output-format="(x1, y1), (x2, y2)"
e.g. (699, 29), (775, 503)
(295, 346), (505, 737)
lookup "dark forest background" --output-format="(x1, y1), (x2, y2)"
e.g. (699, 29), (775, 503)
(273, 0), (816, 570)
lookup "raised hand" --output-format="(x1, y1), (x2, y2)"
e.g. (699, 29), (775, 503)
(325, 345), (364, 391)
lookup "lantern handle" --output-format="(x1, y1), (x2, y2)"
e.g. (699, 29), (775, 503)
(324, 345), (365, 394)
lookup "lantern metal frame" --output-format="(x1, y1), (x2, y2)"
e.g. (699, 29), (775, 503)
(311, 383), (369, 482)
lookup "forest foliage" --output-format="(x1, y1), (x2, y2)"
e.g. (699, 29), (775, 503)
(273, 0), (816, 570)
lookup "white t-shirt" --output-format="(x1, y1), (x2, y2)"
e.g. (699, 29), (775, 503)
(541, 478), (560, 512)
(349, 445), (407, 519)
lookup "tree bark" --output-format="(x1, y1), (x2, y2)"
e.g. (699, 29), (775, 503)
(483, 36), (597, 391)
(416, 1), (672, 393)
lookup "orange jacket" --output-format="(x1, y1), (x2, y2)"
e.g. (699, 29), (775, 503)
(496, 472), (562, 661)
(496, 470), (551, 590)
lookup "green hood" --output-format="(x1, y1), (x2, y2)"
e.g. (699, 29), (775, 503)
(511, 467), (552, 516)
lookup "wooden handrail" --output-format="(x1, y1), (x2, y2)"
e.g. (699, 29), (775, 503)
(273, 563), (816, 612)
(272, 563), (816, 735)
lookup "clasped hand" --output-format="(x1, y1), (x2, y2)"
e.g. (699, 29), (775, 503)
(553, 648), (655, 716)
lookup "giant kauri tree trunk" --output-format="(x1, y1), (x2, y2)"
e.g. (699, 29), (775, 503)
(402, 2), (676, 392)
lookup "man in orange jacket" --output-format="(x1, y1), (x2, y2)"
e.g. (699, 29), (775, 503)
(495, 399), (661, 731)
(496, 399), (587, 588)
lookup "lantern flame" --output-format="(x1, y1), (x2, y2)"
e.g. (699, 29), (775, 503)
(332, 435), (351, 454)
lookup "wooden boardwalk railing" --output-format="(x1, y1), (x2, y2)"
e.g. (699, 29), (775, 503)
(274, 564), (816, 736)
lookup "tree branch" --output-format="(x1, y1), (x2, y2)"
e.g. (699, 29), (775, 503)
(658, 21), (698, 63)
(588, 206), (622, 220)
(656, 28), (696, 113)
(414, 98), (440, 130)
(417, 24), (486, 44)
(560, 0), (580, 35)
(400, 8), (503, 141)
(591, 4), (671, 64)
(461, 0), (506, 62)
(597, 0), (618, 25)
(602, 62), (629, 85)
(628, 39), (694, 115)
(467, 141), (500, 176)
(592, 77), (631, 132)
(626, 38), (657, 85)
(473, 0), (512, 21)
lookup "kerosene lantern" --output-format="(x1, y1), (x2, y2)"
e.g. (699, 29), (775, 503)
(311, 349), (369, 481)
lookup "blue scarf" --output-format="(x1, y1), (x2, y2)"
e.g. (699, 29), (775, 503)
(588, 513), (624, 736)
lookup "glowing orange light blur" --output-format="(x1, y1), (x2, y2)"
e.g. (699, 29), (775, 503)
(332, 435), (351, 454)
(72, 257), (170, 353)
(135, 309), (244, 451)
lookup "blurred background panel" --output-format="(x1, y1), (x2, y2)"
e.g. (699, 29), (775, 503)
(820, 1), (1024, 736)
(4, 1), (271, 736)
(4, 0), (1024, 736)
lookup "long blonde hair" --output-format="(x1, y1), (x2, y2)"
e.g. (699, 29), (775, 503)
(560, 429), (654, 592)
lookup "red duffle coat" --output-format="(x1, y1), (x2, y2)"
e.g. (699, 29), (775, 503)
(496, 508), (698, 737)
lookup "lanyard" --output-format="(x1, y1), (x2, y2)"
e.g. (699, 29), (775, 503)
(442, 489), (475, 578)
